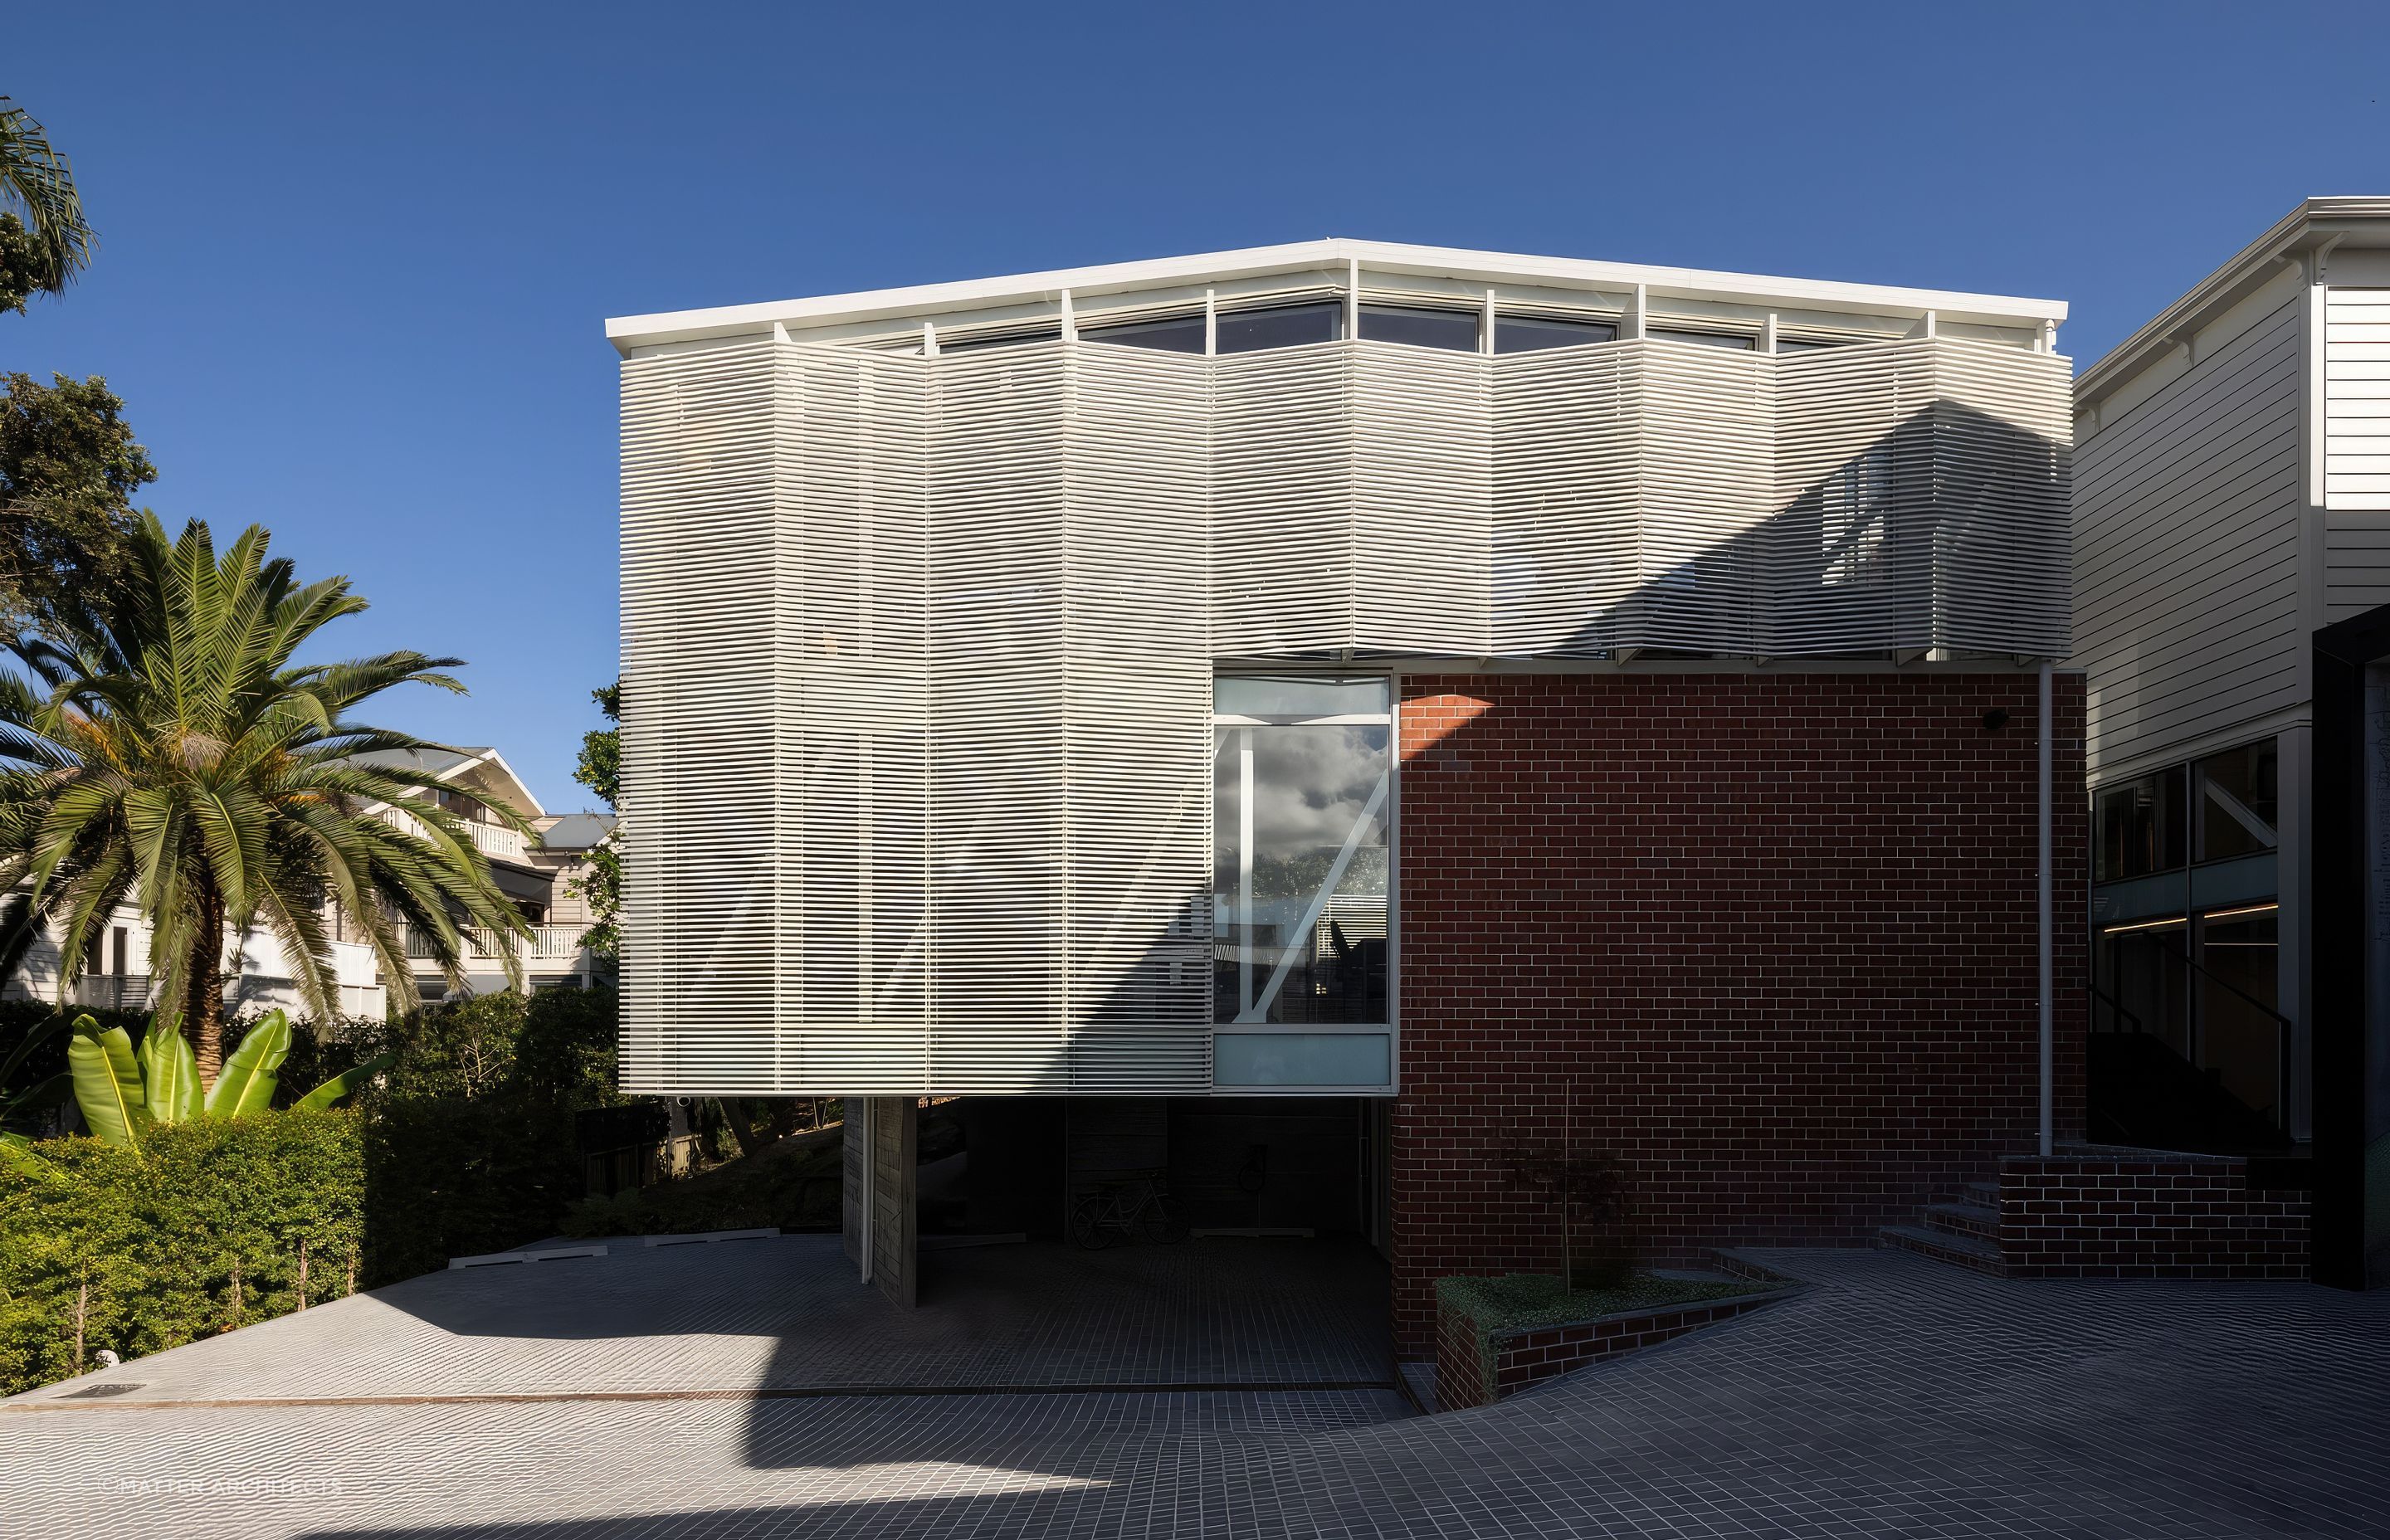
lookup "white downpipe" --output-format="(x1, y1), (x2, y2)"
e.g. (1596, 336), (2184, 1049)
(2037, 663), (2054, 1157)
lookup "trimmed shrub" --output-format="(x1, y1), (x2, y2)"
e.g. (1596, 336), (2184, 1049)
(0, 1110), (363, 1394)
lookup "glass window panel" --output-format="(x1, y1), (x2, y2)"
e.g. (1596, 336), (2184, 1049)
(1647, 327), (1755, 350)
(1215, 302), (1341, 353)
(1358, 304), (1479, 351)
(2094, 914), (2190, 1057)
(1214, 1031), (1391, 1088)
(2094, 768), (2186, 882)
(1082, 314), (1206, 353)
(1215, 675), (1390, 720)
(2196, 905), (2281, 1122)
(938, 328), (1061, 353)
(1214, 720), (1390, 1026)
(1773, 337), (1846, 354)
(2196, 739), (2279, 861)
(1495, 315), (1618, 353)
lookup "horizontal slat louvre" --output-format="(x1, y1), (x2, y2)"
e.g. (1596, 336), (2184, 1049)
(622, 334), (2071, 1094)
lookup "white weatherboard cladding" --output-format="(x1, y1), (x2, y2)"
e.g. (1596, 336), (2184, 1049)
(2326, 289), (2390, 511)
(2324, 290), (2390, 619)
(2072, 301), (2301, 775)
(621, 333), (2071, 1094)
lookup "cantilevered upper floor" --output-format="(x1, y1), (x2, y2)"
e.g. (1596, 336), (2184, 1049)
(608, 242), (2074, 1099)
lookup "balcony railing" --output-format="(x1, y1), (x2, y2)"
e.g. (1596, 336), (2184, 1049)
(465, 821), (527, 863)
(374, 803), (529, 864)
(402, 925), (590, 967)
(72, 974), (153, 1011)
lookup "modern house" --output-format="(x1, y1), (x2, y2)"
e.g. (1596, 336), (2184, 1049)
(2071, 197), (2390, 1289)
(608, 240), (2089, 1339)
(5, 743), (615, 1019)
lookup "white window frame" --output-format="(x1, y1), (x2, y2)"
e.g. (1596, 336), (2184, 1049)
(1210, 674), (1400, 1095)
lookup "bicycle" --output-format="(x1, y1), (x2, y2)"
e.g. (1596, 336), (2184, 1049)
(1067, 1169), (1189, 1250)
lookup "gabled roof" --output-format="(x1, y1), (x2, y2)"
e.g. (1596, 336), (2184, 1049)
(536, 812), (618, 851)
(347, 745), (548, 819)
(608, 237), (2068, 352)
(2076, 196), (2390, 410)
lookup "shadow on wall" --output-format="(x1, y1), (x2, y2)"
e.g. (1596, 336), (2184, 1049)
(1556, 397), (2067, 660)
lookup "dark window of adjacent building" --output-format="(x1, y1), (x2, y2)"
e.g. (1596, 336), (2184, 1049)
(2094, 766), (2187, 882)
(1494, 315), (1618, 353)
(1358, 304), (1478, 352)
(2195, 739), (2279, 861)
(2089, 739), (2284, 1136)
(1647, 327), (1756, 350)
(1215, 302), (1341, 353)
(1081, 314), (1207, 353)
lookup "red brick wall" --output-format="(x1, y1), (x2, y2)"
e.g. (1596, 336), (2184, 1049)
(1391, 671), (2088, 1356)
(2001, 1155), (2309, 1279)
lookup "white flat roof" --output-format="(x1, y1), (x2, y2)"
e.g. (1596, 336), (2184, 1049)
(607, 237), (2067, 352)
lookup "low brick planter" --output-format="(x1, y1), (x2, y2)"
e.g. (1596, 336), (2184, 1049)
(1435, 1276), (1789, 1411)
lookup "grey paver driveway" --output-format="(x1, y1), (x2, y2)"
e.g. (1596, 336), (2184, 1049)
(3, 1245), (2385, 1538)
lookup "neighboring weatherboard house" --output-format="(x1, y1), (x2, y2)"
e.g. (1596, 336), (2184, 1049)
(6, 743), (614, 1019)
(2071, 197), (2390, 1289)
(608, 241), (2085, 1344)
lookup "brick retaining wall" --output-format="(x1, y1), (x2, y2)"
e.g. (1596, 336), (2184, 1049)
(2000, 1153), (2309, 1279)
(1436, 1288), (1790, 1411)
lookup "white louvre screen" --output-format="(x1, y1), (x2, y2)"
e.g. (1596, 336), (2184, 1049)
(1925, 343), (2071, 657)
(1212, 343), (1355, 656)
(618, 339), (787, 1092)
(621, 333), (2071, 1094)
(1772, 341), (1939, 654)
(1491, 344), (1634, 655)
(1352, 343), (1492, 654)
(1623, 342), (1776, 654)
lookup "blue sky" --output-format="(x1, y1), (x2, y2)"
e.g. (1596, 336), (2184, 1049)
(8, 2), (2387, 808)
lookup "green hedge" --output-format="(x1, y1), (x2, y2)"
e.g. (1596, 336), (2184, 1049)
(0, 987), (631, 1395)
(0, 1111), (363, 1394)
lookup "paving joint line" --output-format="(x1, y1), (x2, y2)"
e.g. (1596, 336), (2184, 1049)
(5, 1377), (1402, 1412)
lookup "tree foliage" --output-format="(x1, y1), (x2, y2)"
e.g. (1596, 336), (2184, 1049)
(0, 370), (154, 630)
(0, 515), (529, 1077)
(0, 98), (94, 304)
(568, 680), (620, 955)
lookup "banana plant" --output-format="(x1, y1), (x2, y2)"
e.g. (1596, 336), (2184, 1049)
(56, 1009), (394, 1153)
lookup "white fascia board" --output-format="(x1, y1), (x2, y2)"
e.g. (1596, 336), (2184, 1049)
(469, 749), (549, 821)
(2076, 196), (2390, 410)
(606, 237), (2066, 352)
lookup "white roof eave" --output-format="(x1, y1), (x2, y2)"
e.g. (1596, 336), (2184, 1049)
(607, 237), (2066, 352)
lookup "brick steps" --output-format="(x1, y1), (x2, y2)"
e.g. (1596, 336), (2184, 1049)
(1878, 1223), (2009, 1277)
(1919, 1201), (2000, 1242)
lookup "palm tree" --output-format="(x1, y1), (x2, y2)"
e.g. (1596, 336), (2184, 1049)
(0, 97), (95, 297)
(0, 515), (529, 1079)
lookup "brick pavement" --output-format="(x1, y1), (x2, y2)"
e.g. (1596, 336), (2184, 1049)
(4, 1246), (2384, 1538)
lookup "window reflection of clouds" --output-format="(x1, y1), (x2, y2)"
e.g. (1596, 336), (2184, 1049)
(1250, 727), (1387, 850)
(1212, 708), (1391, 1026)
